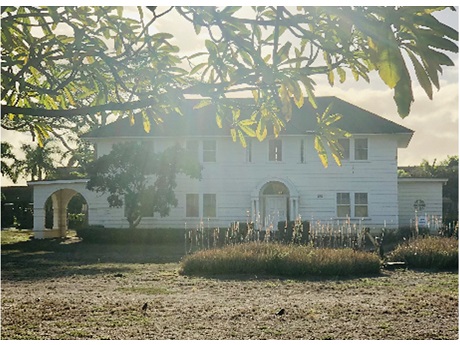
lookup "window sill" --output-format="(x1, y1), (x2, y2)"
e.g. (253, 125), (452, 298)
(334, 217), (371, 221)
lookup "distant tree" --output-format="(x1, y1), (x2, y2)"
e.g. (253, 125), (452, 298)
(1, 141), (20, 183)
(18, 140), (61, 181)
(86, 141), (201, 229)
(436, 156), (458, 225)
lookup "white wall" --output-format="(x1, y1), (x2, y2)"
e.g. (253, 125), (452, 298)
(398, 178), (445, 227)
(88, 133), (401, 230)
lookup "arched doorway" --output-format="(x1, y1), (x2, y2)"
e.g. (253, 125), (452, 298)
(260, 181), (289, 227)
(251, 177), (300, 229)
(43, 189), (88, 237)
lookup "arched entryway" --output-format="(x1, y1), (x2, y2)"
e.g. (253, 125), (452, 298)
(45, 192), (88, 232)
(260, 181), (289, 227)
(251, 177), (299, 229)
(29, 179), (91, 239)
(43, 189), (88, 237)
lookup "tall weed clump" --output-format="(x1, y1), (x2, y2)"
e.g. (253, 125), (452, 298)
(388, 236), (458, 269)
(180, 242), (380, 277)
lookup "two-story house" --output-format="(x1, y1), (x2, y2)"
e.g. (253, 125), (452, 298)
(29, 96), (446, 238)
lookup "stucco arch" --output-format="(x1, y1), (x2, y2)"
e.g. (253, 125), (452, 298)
(29, 179), (91, 239)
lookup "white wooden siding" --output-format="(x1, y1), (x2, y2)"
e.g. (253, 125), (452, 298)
(84, 133), (403, 230)
(398, 179), (445, 227)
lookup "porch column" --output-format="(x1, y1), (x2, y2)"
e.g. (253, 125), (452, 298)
(251, 198), (260, 230)
(33, 207), (46, 232)
(289, 197), (299, 220)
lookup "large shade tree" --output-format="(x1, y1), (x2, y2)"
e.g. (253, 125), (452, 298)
(86, 141), (201, 229)
(1, 6), (458, 166)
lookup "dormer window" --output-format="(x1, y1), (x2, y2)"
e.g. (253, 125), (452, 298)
(269, 139), (282, 162)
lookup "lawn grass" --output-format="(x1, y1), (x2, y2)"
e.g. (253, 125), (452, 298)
(1, 230), (458, 340)
(1, 229), (34, 245)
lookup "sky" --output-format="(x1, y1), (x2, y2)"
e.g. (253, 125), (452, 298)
(1, 5), (459, 186)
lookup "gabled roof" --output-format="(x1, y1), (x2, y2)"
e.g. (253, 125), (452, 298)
(82, 96), (414, 140)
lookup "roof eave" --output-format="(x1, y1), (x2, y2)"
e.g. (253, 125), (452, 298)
(396, 132), (415, 148)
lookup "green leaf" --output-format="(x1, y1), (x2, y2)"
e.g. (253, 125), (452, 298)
(238, 129), (247, 148)
(216, 114), (223, 128)
(256, 119), (267, 141)
(238, 122), (256, 137)
(406, 49), (433, 99)
(205, 39), (218, 56)
(393, 65), (414, 118)
(376, 45), (401, 89)
(314, 136), (328, 168)
(232, 108), (240, 121)
(142, 111), (151, 133)
(152, 32), (174, 41)
(190, 62), (207, 75)
(251, 89), (259, 103)
(221, 6), (242, 16)
(337, 66), (346, 83)
(194, 23), (201, 35)
(230, 128), (237, 142)
(193, 99), (212, 109)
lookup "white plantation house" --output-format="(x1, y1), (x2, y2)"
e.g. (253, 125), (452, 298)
(29, 96), (446, 239)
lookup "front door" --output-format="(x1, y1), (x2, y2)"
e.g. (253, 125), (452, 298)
(264, 196), (287, 227)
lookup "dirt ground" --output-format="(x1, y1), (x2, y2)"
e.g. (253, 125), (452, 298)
(1, 234), (458, 340)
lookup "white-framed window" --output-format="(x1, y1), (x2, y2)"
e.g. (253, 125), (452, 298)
(354, 193), (369, 217)
(338, 138), (350, 160)
(337, 193), (351, 217)
(203, 140), (216, 162)
(336, 192), (369, 218)
(354, 138), (368, 160)
(269, 139), (282, 162)
(186, 193), (199, 218)
(203, 194), (217, 218)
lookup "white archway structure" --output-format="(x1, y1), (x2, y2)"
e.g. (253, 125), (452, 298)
(29, 179), (91, 239)
(251, 176), (299, 229)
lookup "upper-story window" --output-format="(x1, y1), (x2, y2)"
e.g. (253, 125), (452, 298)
(269, 139), (282, 162)
(354, 138), (368, 160)
(338, 138), (350, 160)
(203, 140), (216, 162)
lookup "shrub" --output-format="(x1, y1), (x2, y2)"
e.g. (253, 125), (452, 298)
(179, 242), (381, 277)
(76, 226), (186, 244)
(387, 236), (458, 269)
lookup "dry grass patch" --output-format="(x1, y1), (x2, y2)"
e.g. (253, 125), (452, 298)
(388, 236), (458, 269)
(180, 242), (381, 277)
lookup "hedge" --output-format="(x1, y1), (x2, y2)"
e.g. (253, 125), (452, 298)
(76, 226), (186, 244)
